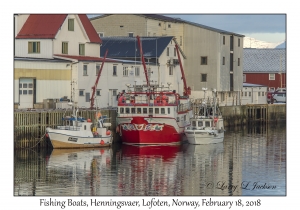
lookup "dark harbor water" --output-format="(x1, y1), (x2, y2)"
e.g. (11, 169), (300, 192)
(14, 124), (286, 196)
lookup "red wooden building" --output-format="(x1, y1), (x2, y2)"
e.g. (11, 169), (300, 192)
(243, 48), (286, 91)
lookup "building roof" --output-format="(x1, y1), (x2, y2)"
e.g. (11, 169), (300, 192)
(90, 14), (244, 37)
(243, 83), (267, 87)
(16, 14), (101, 43)
(100, 36), (178, 58)
(243, 48), (286, 73)
(54, 54), (116, 62)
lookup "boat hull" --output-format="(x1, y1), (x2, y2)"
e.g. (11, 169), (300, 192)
(46, 128), (111, 149)
(185, 130), (224, 145)
(117, 117), (185, 145)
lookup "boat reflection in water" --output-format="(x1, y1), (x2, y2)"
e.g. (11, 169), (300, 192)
(119, 144), (182, 195)
(46, 148), (112, 196)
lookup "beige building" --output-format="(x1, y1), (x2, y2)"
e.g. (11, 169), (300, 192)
(91, 14), (245, 105)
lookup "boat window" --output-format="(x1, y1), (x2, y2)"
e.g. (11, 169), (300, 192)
(192, 121), (196, 127)
(120, 108), (124, 114)
(198, 121), (203, 127)
(168, 108), (170, 114)
(137, 108), (141, 114)
(161, 108), (165, 114)
(149, 108), (153, 114)
(131, 108), (136, 114)
(205, 121), (210, 127)
(184, 115), (186, 121)
(143, 108), (147, 114)
(155, 108), (159, 114)
(126, 108), (130, 113)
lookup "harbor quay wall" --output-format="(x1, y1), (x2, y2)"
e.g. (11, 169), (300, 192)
(218, 104), (286, 127)
(14, 104), (285, 148)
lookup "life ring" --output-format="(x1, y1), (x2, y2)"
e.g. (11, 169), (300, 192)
(100, 140), (105, 145)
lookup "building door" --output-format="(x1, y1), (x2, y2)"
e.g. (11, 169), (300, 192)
(109, 89), (117, 107)
(19, 78), (34, 109)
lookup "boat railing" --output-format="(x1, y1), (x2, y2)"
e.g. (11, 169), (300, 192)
(56, 125), (81, 131)
(178, 102), (192, 112)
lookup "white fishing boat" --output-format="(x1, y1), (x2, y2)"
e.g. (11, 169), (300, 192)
(46, 103), (112, 149)
(184, 88), (225, 145)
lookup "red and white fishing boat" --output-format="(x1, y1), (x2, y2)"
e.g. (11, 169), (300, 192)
(116, 36), (193, 145)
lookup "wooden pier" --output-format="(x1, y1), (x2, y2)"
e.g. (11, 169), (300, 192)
(14, 104), (285, 149)
(14, 109), (116, 149)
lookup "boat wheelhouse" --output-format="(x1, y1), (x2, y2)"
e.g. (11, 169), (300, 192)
(116, 86), (193, 145)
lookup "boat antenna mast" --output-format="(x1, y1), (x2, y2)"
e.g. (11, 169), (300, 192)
(174, 39), (190, 96)
(90, 49), (108, 109)
(136, 36), (150, 88)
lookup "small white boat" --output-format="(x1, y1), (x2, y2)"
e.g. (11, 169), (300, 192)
(46, 104), (112, 149)
(185, 88), (225, 145)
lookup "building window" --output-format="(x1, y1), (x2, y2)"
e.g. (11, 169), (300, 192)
(243, 74), (246, 82)
(128, 32), (134, 37)
(158, 23), (161, 26)
(29, 83), (33, 88)
(135, 67), (140, 76)
(222, 57), (225, 65)
(245, 92), (247, 96)
(180, 36), (182, 46)
(249, 92), (251, 97)
(79, 90), (84, 96)
(201, 56), (207, 65)
(28, 41), (40, 53)
(269, 73), (275, 80)
(262, 92), (265, 96)
(79, 44), (85, 55)
(201, 74), (207, 82)
(83, 64), (88, 76)
(168, 24), (171, 28)
(23, 83), (28, 88)
(96, 64), (101, 75)
(238, 58), (240, 66)
(19, 90), (22, 95)
(241, 92), (243, 96)
(258, 92), (261, 96)
(238, 38), (241, 47)
(123, 66), (128, 76)
(174, 48), (176, 56)
(167, 47), (169, 56)
(98, 32), (104, 37)
(68, 19), (74, 31)
(113, 90), (117, 96)
(223, 36), (225, 45)
(113, 65), (117, 76)
(169, 66), (173, 75)
(62, 42), (68, 54)
(96, 89), (101, 96)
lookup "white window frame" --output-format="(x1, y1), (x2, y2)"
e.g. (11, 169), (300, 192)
(123, 66), (128, 76)
(98, 32), (104, 37)
(169, 66), (173, 75)
(269, 73), (275, 80)
(96, 64), (101, 76)
(79, 43), (85, 56)
(96, 89), (101, 96)
(79, 89), (84, 96)
(83, 64), (88, 76)
(135, 67), (140, 76)
(113, 65), (117, 76)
